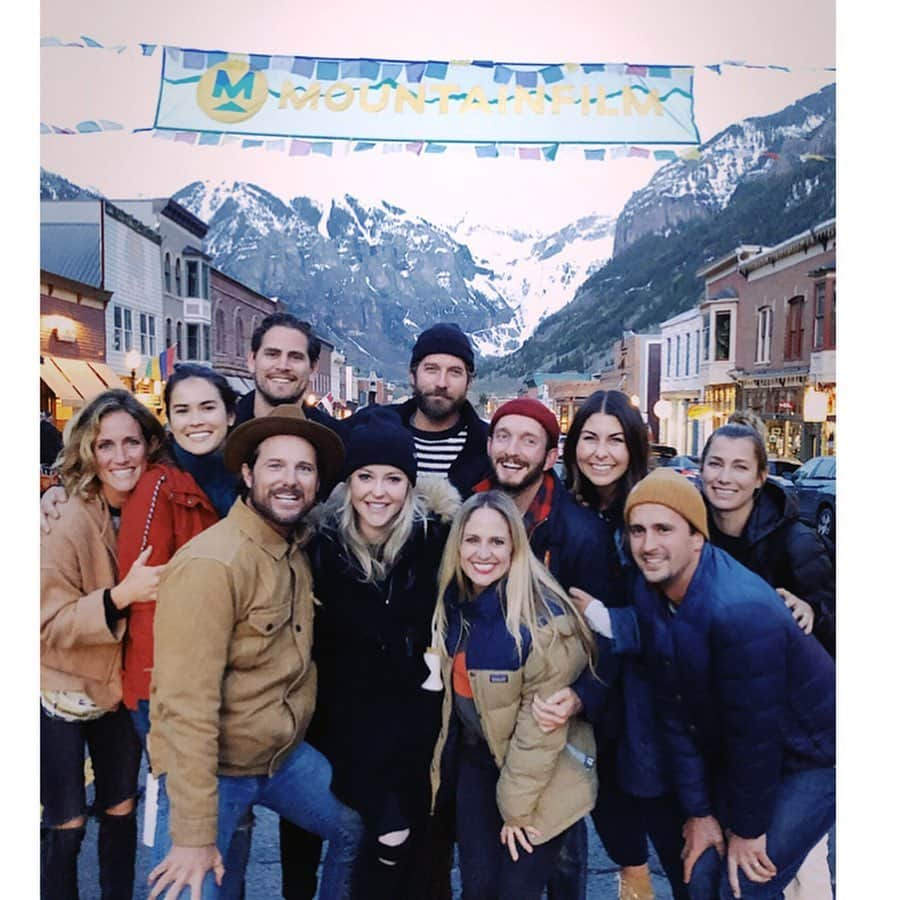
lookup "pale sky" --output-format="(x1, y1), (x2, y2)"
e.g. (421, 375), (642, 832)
(40, 0), (835, 230)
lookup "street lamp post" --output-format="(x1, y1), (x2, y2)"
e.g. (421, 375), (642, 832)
(125, 348), (142, 394)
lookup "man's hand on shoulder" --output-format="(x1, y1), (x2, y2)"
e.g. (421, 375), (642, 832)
(148, 844), (223, 899)
(40, 485), (68, 534)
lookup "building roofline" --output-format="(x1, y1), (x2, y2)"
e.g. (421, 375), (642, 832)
(740, 219), (835, 275)
(696, 244), (769, 280)
(103, 200), (161, 245)
(210, 266), (275, 304)
(41, 268), (113, 303)
(159, 199), (209, 238)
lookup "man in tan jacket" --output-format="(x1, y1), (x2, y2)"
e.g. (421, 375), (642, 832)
(147, 405), (362, 900)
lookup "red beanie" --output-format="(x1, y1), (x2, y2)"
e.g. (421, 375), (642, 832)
(490, 398), (560, 446)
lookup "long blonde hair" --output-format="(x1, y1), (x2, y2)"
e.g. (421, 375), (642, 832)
(58, 389), (166, 501)
(325, 478), (430, 582)
(433, 491), (596, 665)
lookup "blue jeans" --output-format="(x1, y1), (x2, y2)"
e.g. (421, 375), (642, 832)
(152, 741), (363, 900)
(687, 767), (835, 900)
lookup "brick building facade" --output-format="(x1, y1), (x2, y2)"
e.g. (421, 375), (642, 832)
(40, 269), (117, 428)
(210, 268), (277, 391)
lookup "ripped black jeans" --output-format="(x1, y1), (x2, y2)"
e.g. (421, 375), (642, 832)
(40, 703), (141, 900)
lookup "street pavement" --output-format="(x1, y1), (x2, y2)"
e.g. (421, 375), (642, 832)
(76, 764), (675, 899)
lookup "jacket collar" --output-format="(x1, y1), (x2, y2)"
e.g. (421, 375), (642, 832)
(227, 496), (308, 560)
(660, 541), (715, 619)
(473, 470), (558, 536)
(445, 579), (505, 624)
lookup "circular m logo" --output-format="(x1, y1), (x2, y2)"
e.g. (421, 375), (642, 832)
(196, 60), (269, 124)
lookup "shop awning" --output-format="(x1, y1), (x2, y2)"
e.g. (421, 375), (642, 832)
(87, 361), (125, 390)
(52, 356), (109, 403)
(40, 357), (81, 406)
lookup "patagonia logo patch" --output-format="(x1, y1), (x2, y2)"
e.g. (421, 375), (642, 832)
(489, 673), (509, 683)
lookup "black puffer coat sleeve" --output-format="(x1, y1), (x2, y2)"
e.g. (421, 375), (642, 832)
(776, 522), (835, 657)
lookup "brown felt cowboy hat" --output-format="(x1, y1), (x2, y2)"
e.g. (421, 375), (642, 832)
(224, 404), (345, 490)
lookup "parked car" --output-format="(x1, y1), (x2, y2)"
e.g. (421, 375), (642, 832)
(651, 445), (702, 488)
(764, 458), (801, 496)
(767, 458), (801, 478)
(784, 455), (836, 539)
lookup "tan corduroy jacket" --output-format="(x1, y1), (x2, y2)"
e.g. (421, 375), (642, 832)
(40, 494), (127, 711)
(148, 498), (317, 847)
(430, 610), (598, 844)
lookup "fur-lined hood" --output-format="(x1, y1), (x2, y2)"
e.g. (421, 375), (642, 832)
(308, 474), (461, 534)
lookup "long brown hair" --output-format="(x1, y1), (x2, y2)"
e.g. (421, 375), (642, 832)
(59, 390), (166, 500)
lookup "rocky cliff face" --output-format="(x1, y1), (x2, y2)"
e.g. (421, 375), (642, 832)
(613, 84), (835, 255)
(484, 84), (836, 380)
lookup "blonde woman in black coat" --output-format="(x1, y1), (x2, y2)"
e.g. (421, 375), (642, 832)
(279, 409), (459, 899)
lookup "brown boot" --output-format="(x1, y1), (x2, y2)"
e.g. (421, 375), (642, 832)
(618, 864), (655, 900)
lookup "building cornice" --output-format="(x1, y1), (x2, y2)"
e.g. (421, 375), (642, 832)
(160, 199), (209, 239)
(739, 219), (835, 276)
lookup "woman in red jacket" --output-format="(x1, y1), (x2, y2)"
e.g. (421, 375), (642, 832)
(117, 363), (239, 744)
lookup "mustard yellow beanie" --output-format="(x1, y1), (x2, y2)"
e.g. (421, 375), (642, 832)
(624, 468), (709, 539)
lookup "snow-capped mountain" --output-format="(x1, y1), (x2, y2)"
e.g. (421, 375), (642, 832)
(613, 84), (835, 255)
(173, 180), (522, 378)
(40, 169), (99, 201)
(452, 214), (616, 356)
(487, 83), (836, 379)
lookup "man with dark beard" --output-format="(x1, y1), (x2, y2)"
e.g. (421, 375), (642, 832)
(471, 397), (615, 900)
(358, 322), (490, 498)
(148, 405), (364, 900)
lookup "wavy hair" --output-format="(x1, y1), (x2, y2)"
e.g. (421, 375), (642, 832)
(58, 389), (166, 500)
(324, 478), (430, 582)
(562, 390), (649, 515)
(433, 491), (596, 666)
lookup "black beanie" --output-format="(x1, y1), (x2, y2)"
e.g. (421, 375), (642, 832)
(342, 407), (417, 485)
(410, 323), (475, 372)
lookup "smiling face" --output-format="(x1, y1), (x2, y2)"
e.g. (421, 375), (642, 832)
(167, 376), (234, 457)
(248, 325), (317, 409)
(701, 435), (766, 517)
(348, 464), (411, 544)
(627, 503), (704, 604)
(575, 412), (630, 501)
(93, 410), (149, 507)
(488, 414), (557, 496)
(460, 506), (513, 594)
(241, 434), (319, 537)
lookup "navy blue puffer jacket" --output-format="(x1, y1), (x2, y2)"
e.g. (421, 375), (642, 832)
(615, 542), (835, 839)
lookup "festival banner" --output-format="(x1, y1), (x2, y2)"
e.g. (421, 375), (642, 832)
(152, 47), (700, 145)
